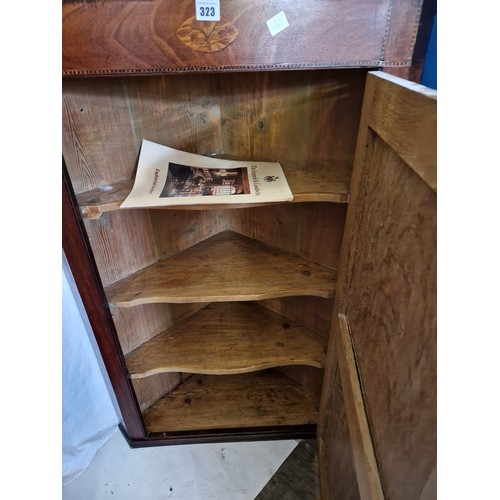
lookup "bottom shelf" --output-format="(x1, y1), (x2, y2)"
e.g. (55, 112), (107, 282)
(142, 369), (320, 435)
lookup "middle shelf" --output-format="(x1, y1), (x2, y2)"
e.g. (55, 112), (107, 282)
(76, 160), (352, 219)
(105, 230), (338, 307)
(125, 301), (328, 378)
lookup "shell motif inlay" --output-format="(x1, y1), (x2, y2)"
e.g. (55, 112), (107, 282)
(176, 16), (239, 53)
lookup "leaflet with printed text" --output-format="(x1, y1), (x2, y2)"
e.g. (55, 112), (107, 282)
(120, 140), (293, 208)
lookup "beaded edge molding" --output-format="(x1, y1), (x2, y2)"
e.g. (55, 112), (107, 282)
(62, 60), (412, 77)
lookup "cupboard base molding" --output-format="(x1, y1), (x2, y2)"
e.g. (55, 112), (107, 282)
(120, 423), (317, 449)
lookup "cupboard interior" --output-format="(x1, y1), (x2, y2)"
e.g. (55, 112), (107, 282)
(62, 68), (368, 438)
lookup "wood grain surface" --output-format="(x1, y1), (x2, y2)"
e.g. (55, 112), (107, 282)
(83, 209), (158, 287)
(75, 164), (353, 219)
(318, 360), (361, 500)
(345, 133), (436, 500)
(150, 209), (228, 261)
(66, 69), (368, 209)
(131, 373), (184, 412)
(142, 370), (319, 433)
(62, 0), (423, 76)
(105, 230), (337, 306)
(219, 69), (366, 176)
(111, 302), (208, 355)
(336, 314), (384, 500)
(319, 72), (436, 500)
(62, 74), (223, 194)
(228, 202), (347, 269)
(365, 72), (437, 190)
(259, 296), (333, 338)
(77, 180), (134, 219)
(125, 302), (327, 377)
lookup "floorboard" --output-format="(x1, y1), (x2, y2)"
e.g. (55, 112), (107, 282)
(255, 439), (320, 499)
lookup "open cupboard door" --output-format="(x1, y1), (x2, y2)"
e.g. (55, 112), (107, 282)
(318, 72), (437, 500)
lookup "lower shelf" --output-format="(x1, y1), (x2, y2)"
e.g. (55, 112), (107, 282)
(126, 302), (327, 378)
(142, 370), (320, 434)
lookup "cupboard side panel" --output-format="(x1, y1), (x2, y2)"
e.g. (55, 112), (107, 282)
(318, 72), (436, 499)
(83, 210), (158, 287)
(63, 71), (229, 421)
(381, 0), (425, 75)
(63, 165), (145, 440)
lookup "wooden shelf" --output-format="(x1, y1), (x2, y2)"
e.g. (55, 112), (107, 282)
(125, 302), (327, 378)
(77, 180), (133, 220)
(285, 163), (351, 204)
(76, 163), (351, 219)
(106, 231), (337, 307)
(142, 370), (319, 433)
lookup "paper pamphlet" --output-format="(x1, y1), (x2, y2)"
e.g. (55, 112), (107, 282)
(120, 139), (293, 208)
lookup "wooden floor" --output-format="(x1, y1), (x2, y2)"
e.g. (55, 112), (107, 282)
(256, 439), (320, 499)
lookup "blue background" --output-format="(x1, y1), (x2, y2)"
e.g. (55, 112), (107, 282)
(421, 15), (437, 89)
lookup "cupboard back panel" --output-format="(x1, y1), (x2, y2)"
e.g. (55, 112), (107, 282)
(277, 366), (325, 400)
(257, 294), (333, 398)
(220, 69), (367, 173)
(62, 74), (224, 194)
(228, 203), (347, 268)
(63, 70), (367, 194)
(112, 303), (209, 355)
(132, 373), (187, 412)
(259, 297), (333, 339)
(151, 209), (229, 260)
(83, 210), (158, 287)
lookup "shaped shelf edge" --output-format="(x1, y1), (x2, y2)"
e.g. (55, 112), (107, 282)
(105, 230), (337, 306)
(77, 164), (351, 220)
(126, 302), (328, 378)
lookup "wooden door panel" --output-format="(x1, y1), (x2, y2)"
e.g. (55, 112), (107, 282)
(345, 132), (437, 499)
(319, 72), (436, 500)
(318, 349), (361, 500)
(336, 313), (384, 500)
